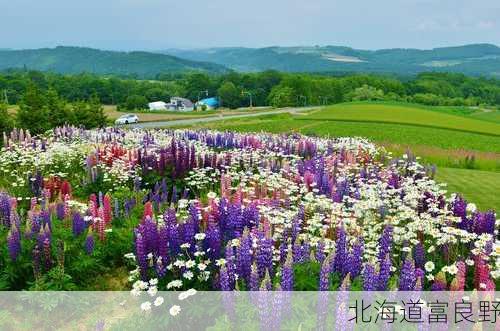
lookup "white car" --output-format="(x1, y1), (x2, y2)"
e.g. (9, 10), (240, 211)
(115, 114), (139, 125)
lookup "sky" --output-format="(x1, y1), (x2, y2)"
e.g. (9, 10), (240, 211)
(1, 0), (499, 50)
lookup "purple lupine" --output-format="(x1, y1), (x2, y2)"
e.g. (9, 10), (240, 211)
(249, 262), (260, 291)
(237, 229), (253, 281)
(473, 211), (496, 235)
(377, 254), (392, 290)
(7, 225), (21, 261)
(72, 212), (85, 236)
(332, 227), (347, 275)
(224, 243), (236, 289)
(0, 192), (12, 227)
(43, 237), (52, 270)
(256, 232), (274, 278)
(205, 220), (222, 260)
(219, 265), (232, 291)
(362, 264), (377, 291)
(377, 225), (393, 269)
(315, 240), (326, 264)
(55, 202), (65, 220)
(319, 256), (331, 291)
(158, 224), (169, 261)
(413, 242), (425, 269)
(281, 250), (294, 291)
(32, 245), (41, 279)
(398, 259), (417, 291)
(85, 231), (94, 255)
(135, 232), (148, 280)
(347, 238), (364, 279)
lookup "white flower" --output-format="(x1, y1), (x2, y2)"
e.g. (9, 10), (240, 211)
(447, 264), (458, 275)
(141, 301), (152, 312)
(130, 288), (141, 297)
(195, 233), (206, 240)
(183, 271), (194, 280)
(179, 288), (197, 301)
(149, 278), (158, 286)
(169, 305), (181, 316)
(198, 263), (207, 271)
(424, 261), (435, 272)
(167, 280), (183, 289)
(180, 243), (191, 249)
(185, 260), (196, 269)
(147, 286), (158, 297)
(154, 296), (164, 307)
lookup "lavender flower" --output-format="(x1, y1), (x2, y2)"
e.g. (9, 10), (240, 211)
(377, 254), (392, 291)
(398, 259), (416, 291)
(281, 250), (294, 291)
(362, 264), (377, 291)
(7, 224), (21, 261)
(85, 231), (94, 255)
(332, 227), (347, 275)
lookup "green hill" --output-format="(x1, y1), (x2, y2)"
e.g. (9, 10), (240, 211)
(0, 46), (229, 77)
(164, 44), (500, 76)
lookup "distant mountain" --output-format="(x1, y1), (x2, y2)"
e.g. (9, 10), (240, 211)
(0, 46), (229, 77)
(163, 44), (500, 77)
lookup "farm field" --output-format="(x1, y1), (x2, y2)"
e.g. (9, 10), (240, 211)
(183, 102), (500, 210)
(435, 167), (500, 212)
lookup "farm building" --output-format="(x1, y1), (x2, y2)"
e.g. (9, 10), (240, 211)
(167, 97), (194, 111)
(196, 97), (219, 110)
(148, 101), (168, 110)
(148, 98), (194, 111)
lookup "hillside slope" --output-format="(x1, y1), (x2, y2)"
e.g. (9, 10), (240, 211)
(164, 44), (500, 76)
(0, 46), (228, 77)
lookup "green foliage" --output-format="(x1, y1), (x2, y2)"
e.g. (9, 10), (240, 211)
(0, 102), (13, 138)
(268, 86), (296, 107)
(16, 83), (50, 134)
(217, 81), (241, 109)
(122, 94), (148, 110)
(347, 84), (385, 101)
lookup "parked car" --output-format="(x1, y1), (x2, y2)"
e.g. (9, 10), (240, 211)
(115, 114), (139, 125)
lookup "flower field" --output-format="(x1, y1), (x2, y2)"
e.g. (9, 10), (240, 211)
(0, 126), (498, 292)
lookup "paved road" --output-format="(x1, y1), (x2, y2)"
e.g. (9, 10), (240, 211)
(129, 107), (318, 129)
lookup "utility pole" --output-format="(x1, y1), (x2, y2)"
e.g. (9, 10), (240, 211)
(242, 91), (253, 108)
(197, 90), (209, 103)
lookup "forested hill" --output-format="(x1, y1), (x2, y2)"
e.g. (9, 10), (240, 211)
(0, 46), (229, 78)
(163, 43), (500, 77)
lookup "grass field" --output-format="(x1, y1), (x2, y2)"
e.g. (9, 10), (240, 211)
(182, 102), (500, 211)
(435, 167), (500, 211)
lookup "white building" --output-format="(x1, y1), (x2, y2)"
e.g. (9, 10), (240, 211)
(148, 101), (168, 111)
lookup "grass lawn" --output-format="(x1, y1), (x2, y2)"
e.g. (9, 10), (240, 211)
(305, 103), (500, 136)
(435, 167), (500, 212)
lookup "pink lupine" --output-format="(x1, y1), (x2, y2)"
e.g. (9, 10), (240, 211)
(142, 201), (153, 222)
(103, 195), (112, 224)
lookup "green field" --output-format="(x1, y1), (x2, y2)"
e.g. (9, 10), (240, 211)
(183, 102), (500, 211)
(435, 167), (500, 211)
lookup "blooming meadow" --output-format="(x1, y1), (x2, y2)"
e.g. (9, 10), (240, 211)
(0, 126), (498, 293)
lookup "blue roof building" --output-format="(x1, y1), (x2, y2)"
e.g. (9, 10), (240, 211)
(197, 97), (219, 110)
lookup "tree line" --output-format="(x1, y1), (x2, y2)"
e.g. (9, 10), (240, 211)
(1, 70), (500, 112)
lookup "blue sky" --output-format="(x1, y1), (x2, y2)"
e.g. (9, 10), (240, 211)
(1, 0), (499, 50)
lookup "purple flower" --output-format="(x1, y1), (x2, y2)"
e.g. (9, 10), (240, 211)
(0, 192), (12, 227)
(347, 238), (364, 279)
(85, 232), (94, 255)
(250, 262), (260, 291)
(362, 264), (377, 291)
(55, 202), (65, 220)
(135, 232), (148, 280)
(315, 240), (326, 264)
(72, 212), (85, 236)
(398, 259), (416, 291)
(7, 225), (21, 261)
(219, 265), (232, 291)
(256, 232), (273, 278)
(280, 251), (294, 291)
(377, 225), (393, 263)
(413, 242), (425, 269)
(237, 229), (253, 281)
(332, 227), (347, 275)
(319, 257), (330, 291)
(377, 254), (392, 291)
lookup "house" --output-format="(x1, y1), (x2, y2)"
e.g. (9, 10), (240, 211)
(167, 97), (194, 111)
(148, 101), (168, 111)
(148, 98), (194, 111)
(196, 97), (219, 110)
